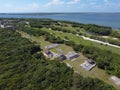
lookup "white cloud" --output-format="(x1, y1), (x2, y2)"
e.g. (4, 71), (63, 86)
(67, 0), (80, 4)
(30, 3), (40, 9)
(45, 0), (64, 7)
(44, 0), (80, 7)
(15, 3), (41, 12)
(0, 2), (41, 13)
(0, 0), (119, 12)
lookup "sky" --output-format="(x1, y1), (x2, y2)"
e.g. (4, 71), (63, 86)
(0, 0), (120, 13)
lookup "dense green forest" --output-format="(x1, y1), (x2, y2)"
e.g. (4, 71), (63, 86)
(0, 28), (116, 89)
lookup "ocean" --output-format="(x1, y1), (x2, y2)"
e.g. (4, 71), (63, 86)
(0, 13), (120, 29)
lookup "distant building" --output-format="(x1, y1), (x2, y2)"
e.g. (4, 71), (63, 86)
(0, 21), (4, 28)
(6, 25), (13, 28)
(19, 21), (30, 25)
(44, 50), (59, 59)
(59, 54), (66, 60)
(110, 76), (120, 86)
(66, 51), (79, 60)
(66, 63), (72, 68)
(26, 21), (30, 25)
(0, 20), (17, 30)
(80, 59), (96, 71)
(45, 50), (54, 58)
(0, 25), (5, 28)
(44, 44), (60, 50)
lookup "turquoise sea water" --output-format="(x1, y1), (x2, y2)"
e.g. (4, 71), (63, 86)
(0, 13), (120, 29)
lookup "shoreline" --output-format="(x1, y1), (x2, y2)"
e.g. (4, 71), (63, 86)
(0, 13), (120, 29)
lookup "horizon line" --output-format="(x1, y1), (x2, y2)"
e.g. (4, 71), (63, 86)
(0, 12), (120, 14)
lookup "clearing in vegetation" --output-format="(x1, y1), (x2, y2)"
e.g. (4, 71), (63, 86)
(18, 31), (120, 90)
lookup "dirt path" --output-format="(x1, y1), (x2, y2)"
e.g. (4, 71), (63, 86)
(81, 36), (120, 49)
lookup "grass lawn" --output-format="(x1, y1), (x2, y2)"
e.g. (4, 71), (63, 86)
(63, 54), (120, 90)
(51, 44), (74, 55)
(54, 24), (85, 33)
(54, 44), (119, 89)
(41, 28), (120, 55)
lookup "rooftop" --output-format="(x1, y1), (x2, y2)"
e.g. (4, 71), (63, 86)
(80, 59), (96, 71)
(44, 44), (60, 50)
(110, 76), (120, 86)
(66, 51), (79, 60)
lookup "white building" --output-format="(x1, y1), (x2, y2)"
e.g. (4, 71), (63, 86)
(66, 51), (79, 60)
(110, 76), (120, 86)
(44, 44), (60, 50)
(0, 25), (5, 28)
(0, 21), (4, 28)
(80, 59), (96, 71)
(66, 63), (72, 68)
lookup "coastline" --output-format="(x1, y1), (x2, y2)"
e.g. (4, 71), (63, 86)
(0, 13), (120, 29)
